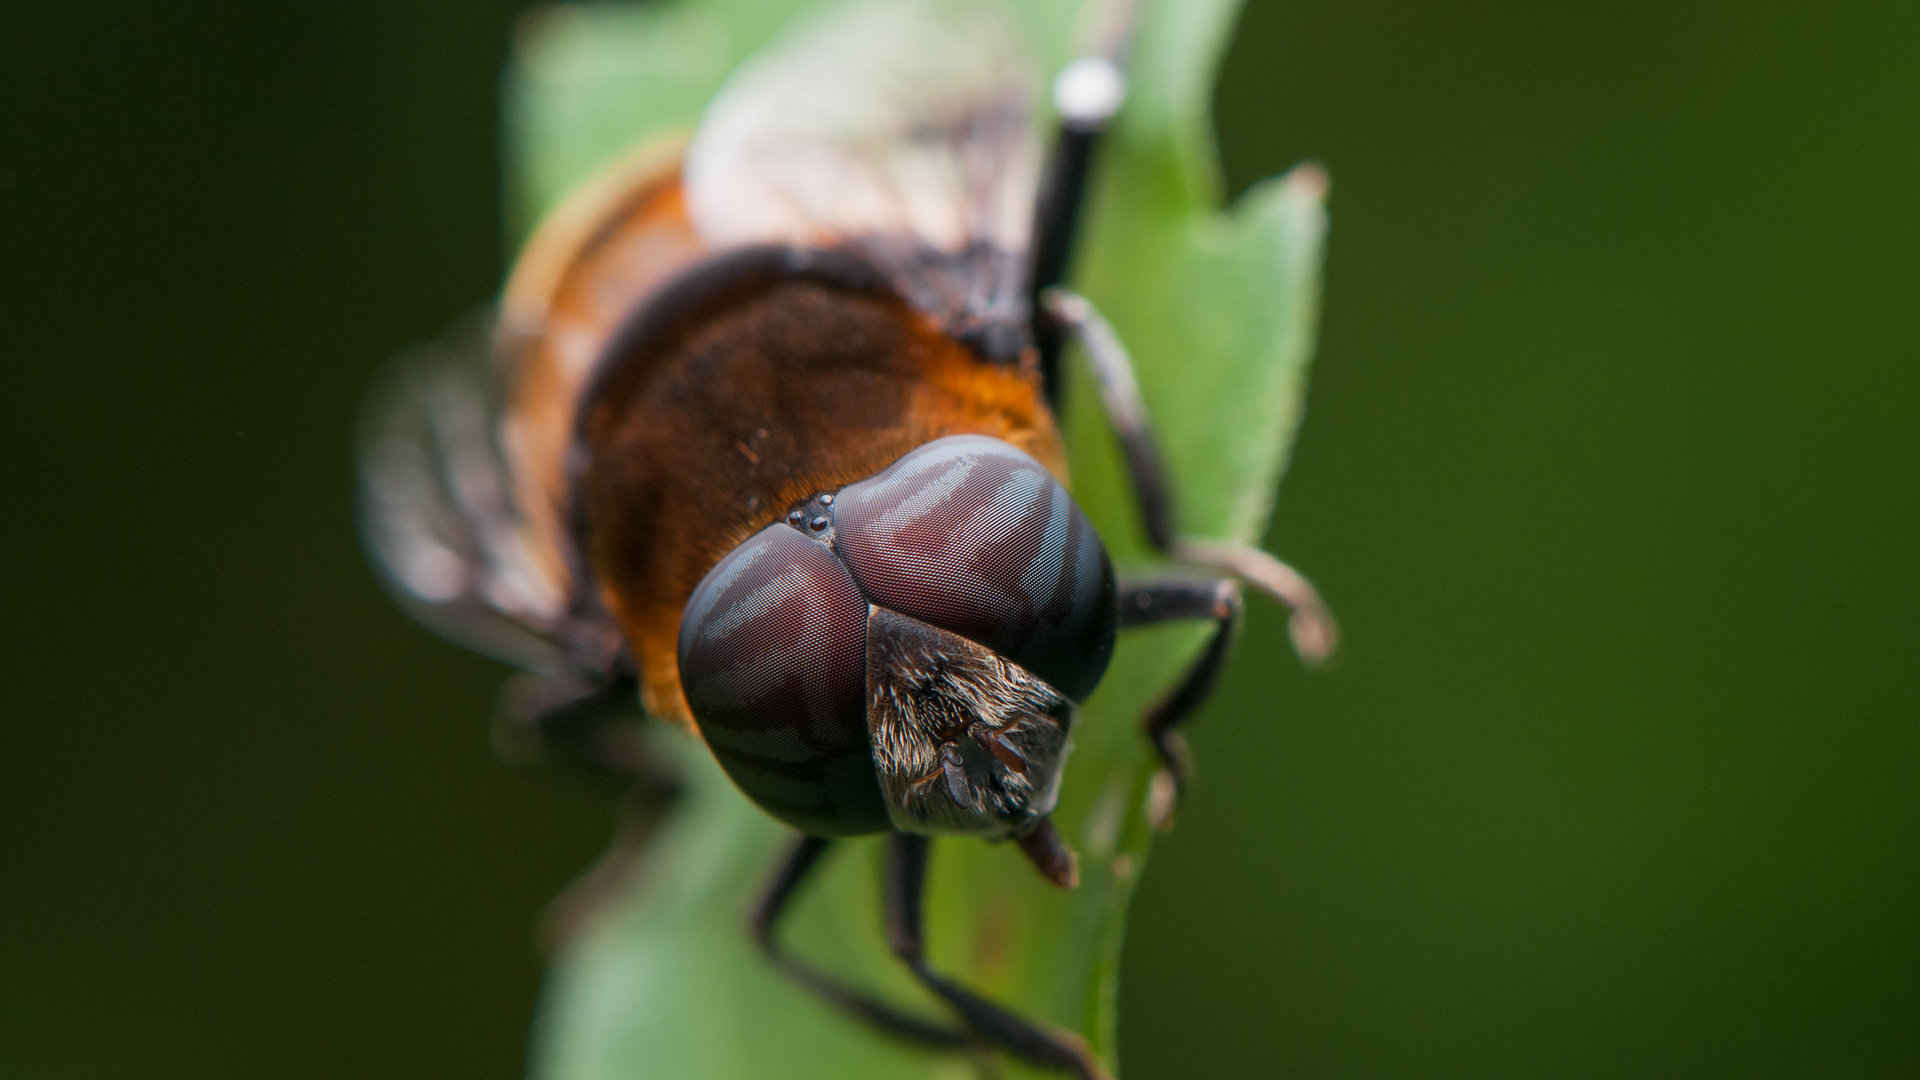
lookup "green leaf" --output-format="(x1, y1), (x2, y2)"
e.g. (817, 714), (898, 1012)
(507, 1), (1327, 1076)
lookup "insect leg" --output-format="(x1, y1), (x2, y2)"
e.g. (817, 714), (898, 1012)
(885, 834), (1114, 1080)
(494, 673), (677, 796)
(1041, 287), (1338, 664)
(1031, 1), (1137, 401)
(748, 835), (976, 1051)
(1117, 575), (1244, 830)
(494, 674), (687, 945)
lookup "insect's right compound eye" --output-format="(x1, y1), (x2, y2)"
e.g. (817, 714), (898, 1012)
(831, 435), (1116, 703)
(677, 525), (888, 834)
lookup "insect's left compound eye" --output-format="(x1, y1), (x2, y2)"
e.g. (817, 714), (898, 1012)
(677, 525), (888, 834)
(832, 435), (1116, 702)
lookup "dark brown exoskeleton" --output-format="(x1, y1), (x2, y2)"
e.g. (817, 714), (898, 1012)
(360, 3), (1333, 1077)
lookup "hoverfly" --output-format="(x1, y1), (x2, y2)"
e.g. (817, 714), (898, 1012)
(360, 2), (1334, 1076)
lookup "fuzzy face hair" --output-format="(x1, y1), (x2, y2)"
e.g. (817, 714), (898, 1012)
(864, 606), (1072, 835)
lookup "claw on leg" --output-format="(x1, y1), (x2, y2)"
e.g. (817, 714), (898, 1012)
(1146, 732), (1190, 832)
(1118, 576), (1244, 830)
(1174, 538), (1338, 664)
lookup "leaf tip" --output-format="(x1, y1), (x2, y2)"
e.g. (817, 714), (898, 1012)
(1284, 160), (1331, 203)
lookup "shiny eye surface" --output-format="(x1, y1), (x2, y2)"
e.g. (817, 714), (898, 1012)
(677, 524), (888, 834)
(831, 435), (1115, 702)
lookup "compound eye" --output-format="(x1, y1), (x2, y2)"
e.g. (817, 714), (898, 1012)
(677, 525), (886, 834)
(832, 435), (1116, 702)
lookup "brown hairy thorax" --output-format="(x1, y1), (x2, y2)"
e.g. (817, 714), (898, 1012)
(496, 142), (1065, 730)
(581, 275), (1063, 728)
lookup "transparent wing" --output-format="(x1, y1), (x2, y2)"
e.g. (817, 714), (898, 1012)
(357, 314), (577, 674)
(683, 0), (1042, 260)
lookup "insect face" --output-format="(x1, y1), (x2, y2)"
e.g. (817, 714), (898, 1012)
(678, 435), (1116, 838)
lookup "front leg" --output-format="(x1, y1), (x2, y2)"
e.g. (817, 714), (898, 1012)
(494, 672), (679, 797)
(748, 835), (976, 1052)
(1041, 287), (1338, 664)
(885, 835), (1113, 1080)
(492, 672), (684, 944)
(1118, 576), (1243, 830)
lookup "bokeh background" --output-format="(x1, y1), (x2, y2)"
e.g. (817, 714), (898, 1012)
(5, 0), (1916, 1077)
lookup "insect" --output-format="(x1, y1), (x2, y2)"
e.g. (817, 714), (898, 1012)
(360, 2), (1334, 1076)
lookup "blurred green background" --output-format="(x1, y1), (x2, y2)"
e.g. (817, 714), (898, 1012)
(5, 0), (1915, 1077)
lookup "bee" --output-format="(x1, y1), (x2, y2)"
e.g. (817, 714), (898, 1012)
(360, 2), (1333, 1076)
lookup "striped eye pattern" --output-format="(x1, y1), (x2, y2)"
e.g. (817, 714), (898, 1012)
(677, 435), (1116, 835)
(832, 436), (1115, 702)
(677, 525), (888, 834)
